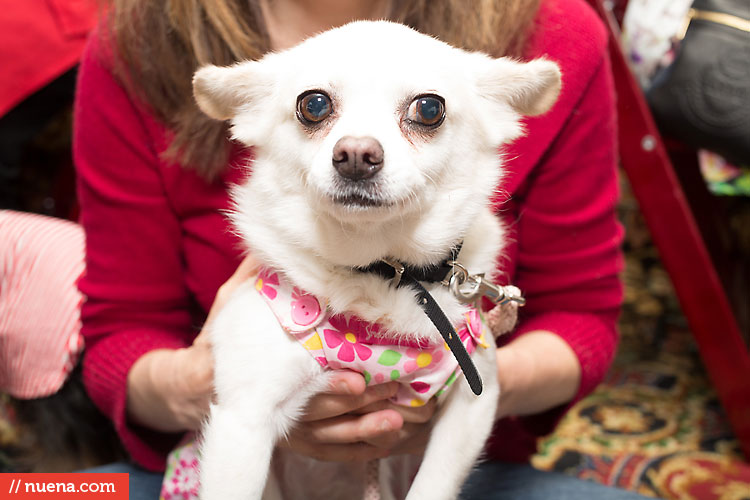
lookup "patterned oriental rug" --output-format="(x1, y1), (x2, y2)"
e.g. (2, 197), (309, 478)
(531, 177), (750, 500)
(531, 324), (750, 499)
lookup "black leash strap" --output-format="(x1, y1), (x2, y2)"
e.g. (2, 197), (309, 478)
(356, 243), (482, 395)
(398, 274), (483, 396)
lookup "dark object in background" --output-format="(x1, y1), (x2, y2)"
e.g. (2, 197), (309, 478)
(0, 67), (78, 218)
(9, 362), (125, 472)
(1, 86), (124, 469)
(647, 0), (750, 166)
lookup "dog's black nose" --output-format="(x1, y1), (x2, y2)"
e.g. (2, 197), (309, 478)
(332, 136), (384, 181)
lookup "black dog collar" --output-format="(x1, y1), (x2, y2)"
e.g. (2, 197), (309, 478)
(356, 244), (484, 396)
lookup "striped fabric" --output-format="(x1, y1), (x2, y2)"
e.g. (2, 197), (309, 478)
(0, 210), (85, 399)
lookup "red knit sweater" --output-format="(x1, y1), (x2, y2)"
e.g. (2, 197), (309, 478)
(74, 0), (622, 472)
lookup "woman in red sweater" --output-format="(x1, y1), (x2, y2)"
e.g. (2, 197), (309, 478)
(75, 0), (643, 497)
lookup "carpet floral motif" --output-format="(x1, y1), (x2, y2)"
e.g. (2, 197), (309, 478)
(531, 176), (750, 499)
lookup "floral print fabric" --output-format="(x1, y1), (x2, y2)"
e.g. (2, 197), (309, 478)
(160, 438), (200, 500)
(257, 267), (487, 407)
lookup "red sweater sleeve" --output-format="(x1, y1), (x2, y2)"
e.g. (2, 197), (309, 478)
(511, 53), (623, 416)
(73, 34), (194, 471)
(486, 0), (624, 461)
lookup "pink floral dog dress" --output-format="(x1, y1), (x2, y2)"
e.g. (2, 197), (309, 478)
(160, 268), (487, 499)
(255, 268), (488, 406)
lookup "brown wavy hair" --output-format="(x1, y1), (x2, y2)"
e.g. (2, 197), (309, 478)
(106, 0), (541, 179)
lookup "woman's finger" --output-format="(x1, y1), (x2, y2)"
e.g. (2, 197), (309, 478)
(301, 409), (403, 444)
(200, 254), (262, 335)
(364, 422), (430, 455)
(352, 398), (437, 424)
(301, 380), (399, 421)
(231, 253), (262, 281)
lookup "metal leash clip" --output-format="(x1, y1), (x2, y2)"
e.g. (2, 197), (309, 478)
(381, 258), (405, 287)
(443, 261), (526, 306)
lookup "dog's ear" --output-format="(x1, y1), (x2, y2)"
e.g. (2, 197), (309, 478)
(193, 62), (266, 121)
(477, 57), (561, 117)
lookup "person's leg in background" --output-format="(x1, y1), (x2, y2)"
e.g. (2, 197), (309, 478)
(461, 461), (652, 500)
(85, 463), (162, 500)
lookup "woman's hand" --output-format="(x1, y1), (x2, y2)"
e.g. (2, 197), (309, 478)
(126, 255), (260, 432)
(281, 370), (437, 462)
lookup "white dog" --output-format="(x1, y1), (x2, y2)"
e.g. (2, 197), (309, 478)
(192, 21), (560, 500)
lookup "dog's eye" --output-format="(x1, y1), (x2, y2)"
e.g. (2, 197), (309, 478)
(406, 95), (445, 127)
(297, 92), (332, 124)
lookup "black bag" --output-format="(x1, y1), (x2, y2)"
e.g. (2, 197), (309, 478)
(646, 0), (750, 165)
